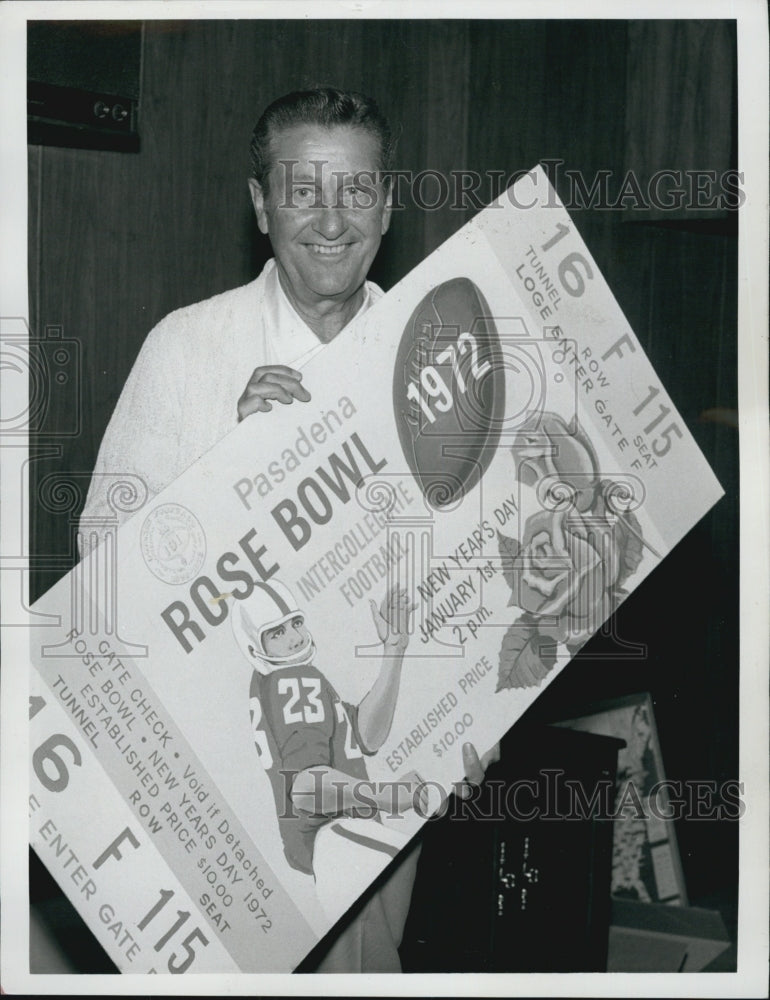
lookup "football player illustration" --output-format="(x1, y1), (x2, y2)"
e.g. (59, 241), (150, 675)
(231, 579), (422, 923)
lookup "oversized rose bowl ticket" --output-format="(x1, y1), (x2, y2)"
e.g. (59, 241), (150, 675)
(28, 166), (723, 973)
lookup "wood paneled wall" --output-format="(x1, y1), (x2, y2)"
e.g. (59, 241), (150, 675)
(28, 19), (738, 905)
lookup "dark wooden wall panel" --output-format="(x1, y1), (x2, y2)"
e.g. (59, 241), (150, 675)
(625, 20), (735, 219)
(467, 21), (549, 197)
(27, 144), (42, 337)
(421, 21), (470, 252)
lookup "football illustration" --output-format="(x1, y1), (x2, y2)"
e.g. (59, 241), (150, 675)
(392, 277), (505, 508)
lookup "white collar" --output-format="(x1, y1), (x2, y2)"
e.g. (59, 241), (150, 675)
(261, 258), (376, 370)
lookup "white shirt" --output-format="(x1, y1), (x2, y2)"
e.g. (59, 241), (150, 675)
(79, 259), (383, 553)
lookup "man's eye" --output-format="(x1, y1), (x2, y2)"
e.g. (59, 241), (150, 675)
(342, 184), (375, 208)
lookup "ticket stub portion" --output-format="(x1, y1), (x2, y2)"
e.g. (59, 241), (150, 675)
(30, 675), (241, 973)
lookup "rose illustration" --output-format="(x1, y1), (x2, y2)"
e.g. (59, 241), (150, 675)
(511, 410), (599, 513)
(497, 411), (648, 691)
(512, 508), (620, 644)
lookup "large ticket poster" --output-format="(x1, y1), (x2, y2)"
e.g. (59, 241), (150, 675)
(26, 168), (724, 973)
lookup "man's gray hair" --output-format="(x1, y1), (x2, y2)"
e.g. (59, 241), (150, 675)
(249, 86), (394, 193)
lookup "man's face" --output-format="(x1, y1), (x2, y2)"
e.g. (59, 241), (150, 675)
(261, 614), (312, 660)
(249, 124), (391, 310)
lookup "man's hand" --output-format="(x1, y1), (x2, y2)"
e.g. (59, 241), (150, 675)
(453, 741), (501, 800)
(369, 585), (416, 651)
(237, 365), (311, 420)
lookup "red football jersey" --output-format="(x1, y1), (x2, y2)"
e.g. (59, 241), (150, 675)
(248, 662), (374, 874)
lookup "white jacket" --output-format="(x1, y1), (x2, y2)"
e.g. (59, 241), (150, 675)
(79, 260), (382, 553)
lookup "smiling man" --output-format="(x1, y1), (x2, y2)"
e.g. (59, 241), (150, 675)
(247, 119), (391, 337)
(80, 87), (498, 973)
(80, 89), (395, 513)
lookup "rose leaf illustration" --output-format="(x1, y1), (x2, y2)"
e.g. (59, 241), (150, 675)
(496, 621), (557, 691)
(566, 635), (589, 658)
(496, 530), (521, 597)
(595, 479), (646, 586)
(614, 509), (645, 585)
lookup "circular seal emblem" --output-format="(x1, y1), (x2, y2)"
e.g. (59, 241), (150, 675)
(140, 503), (206, 585)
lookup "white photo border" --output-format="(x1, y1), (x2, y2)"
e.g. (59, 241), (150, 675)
(1, 1), (767, 995)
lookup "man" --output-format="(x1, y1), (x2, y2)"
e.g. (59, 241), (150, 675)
(81, 86), (498, 972)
